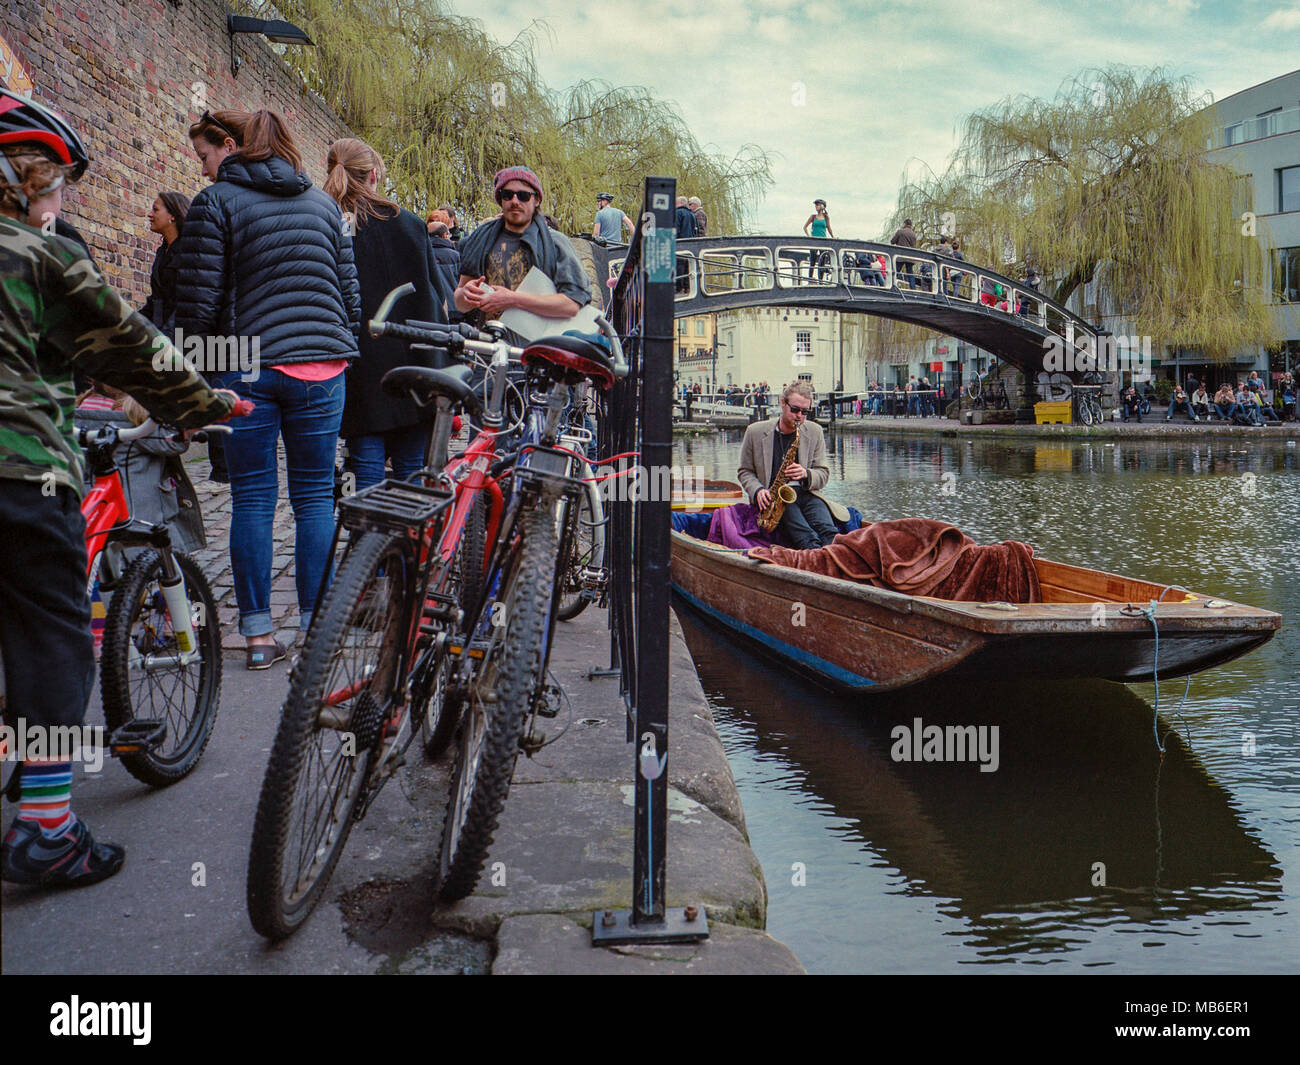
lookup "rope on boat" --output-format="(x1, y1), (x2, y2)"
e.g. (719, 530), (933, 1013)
(1140, 599), (1193, 755)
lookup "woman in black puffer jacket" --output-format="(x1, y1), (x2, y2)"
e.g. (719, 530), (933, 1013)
(323, 138), (448, 491)
(175, 108), (360, 669)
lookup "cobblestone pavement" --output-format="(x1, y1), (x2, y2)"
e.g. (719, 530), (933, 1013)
(186, 442), (307, 652)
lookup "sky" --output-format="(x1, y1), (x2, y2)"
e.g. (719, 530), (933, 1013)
(445, 0), (1300, 240)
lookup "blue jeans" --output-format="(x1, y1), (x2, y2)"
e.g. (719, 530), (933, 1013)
(211, 369), (345, 638)
(346, 423), (430, 492)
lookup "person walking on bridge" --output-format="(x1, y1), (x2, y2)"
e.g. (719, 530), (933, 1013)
(803, 198), (833, 280)
(892, 217), (918, 288)
(689, 196), (707, 237)
(591, 191), (632, 244)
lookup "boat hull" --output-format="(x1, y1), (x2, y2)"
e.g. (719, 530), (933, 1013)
(670, 530), (1281, 694)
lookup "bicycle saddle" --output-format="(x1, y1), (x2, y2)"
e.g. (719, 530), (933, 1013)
(381, 364), (483, 416)
(522, 334), (617, 390)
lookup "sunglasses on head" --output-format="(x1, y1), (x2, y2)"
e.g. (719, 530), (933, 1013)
(202, 110), (238, 143)
(498, 188), (536, 203)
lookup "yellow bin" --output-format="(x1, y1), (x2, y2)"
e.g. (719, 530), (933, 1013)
(1034, 400), (1072, 425)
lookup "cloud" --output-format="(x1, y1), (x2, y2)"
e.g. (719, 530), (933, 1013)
(1261, 7), (1300, 29)
(447, 0), (1299, 237)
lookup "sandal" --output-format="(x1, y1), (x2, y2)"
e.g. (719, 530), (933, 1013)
(246, 640), (287, 670)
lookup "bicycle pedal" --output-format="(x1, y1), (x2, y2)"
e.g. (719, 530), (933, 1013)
(107, 719), (167, 755)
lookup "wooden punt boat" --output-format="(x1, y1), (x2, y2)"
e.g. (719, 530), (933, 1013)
(671, 519), (1281, 695)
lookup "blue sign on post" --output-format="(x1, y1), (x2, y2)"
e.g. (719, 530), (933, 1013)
(645, 227), (675, 283)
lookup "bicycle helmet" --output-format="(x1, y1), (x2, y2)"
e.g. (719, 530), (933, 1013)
(0, 88), (89, 210)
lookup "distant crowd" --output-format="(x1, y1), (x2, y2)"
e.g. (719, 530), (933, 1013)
(1121, 371), (1296, 425)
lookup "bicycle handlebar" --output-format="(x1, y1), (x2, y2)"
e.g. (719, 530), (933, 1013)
(77, 399), (255, 447)
(370, 283), (629, 380)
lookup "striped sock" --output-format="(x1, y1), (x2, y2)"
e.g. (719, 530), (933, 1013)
(19, 760), (76, 837)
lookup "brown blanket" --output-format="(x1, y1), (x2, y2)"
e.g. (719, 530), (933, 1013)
(748, 518), (1041, 602)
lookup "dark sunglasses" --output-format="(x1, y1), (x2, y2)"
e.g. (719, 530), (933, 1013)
(785, 400), (811, 414)
(498, 188), (536, 203)
(201, 110), (238, 143)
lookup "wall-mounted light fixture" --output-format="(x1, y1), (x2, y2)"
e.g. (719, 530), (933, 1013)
(227, 14), (315, 77)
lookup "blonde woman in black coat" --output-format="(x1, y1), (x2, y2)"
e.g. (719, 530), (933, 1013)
(324, 138), (448, 490)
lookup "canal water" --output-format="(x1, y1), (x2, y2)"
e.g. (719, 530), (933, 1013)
(672, 431), (1299, 974)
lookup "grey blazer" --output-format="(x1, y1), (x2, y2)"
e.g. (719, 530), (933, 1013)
(736, 416), (830, 503)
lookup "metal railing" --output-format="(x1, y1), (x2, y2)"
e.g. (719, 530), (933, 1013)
(590, 236), (1106, 383)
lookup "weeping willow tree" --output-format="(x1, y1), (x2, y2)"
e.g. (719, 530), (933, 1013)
(234, 0), (771, 233)
(885, 67), (1277, 361)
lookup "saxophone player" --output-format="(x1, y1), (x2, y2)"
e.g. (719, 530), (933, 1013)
(737, 382), (837, 548)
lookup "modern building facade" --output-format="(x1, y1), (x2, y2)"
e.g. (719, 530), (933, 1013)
(1210, 68), (1300, 382)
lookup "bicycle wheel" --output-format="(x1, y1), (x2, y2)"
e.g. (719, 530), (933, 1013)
(436, 493), (559, 902)
(1077, 395), (1095, 426)
(246, 530), (409, 940)
(419, 495), (486, 759)
(557, 485), (602, 621)
(101, 549), (222, 787)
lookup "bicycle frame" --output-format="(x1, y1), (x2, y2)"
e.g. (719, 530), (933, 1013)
(78, 420), (201, 663)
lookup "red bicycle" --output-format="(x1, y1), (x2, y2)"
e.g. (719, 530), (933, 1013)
(246, 285), (626, 938)
(78, 405), (251, 784)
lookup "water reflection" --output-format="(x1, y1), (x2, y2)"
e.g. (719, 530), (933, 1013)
(672, 432), (1297, 972)
(677, 603), (1283, 968)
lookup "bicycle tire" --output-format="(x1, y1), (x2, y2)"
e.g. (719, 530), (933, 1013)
(101, 549), (222, 787)
(246, 530), (409, 940)
(436, 493), (559, 902)
(557, 486), (602, 621)
(1077, 396), (1094, 426)
(419, 495), (486, 759)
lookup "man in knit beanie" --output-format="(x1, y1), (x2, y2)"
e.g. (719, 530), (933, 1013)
(454, 165), (591, 327)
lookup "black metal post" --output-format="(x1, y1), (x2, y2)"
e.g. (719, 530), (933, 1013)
(593, 176), (707, 946)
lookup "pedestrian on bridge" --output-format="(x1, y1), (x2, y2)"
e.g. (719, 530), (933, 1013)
(891, 217), (918, 288)
(689, 196), (707, 237)
(591, 192), (632, 244)
(803, 199), (833, 280)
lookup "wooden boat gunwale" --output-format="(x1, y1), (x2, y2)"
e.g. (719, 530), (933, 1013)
(670, 526), (1282, 693)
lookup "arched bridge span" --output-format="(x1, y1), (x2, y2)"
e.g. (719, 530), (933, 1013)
(588, 236), (1108, 379)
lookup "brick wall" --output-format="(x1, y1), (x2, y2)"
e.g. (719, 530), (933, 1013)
(2, 0), (351, 304)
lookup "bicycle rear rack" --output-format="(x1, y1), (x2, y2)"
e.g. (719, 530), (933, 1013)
(336, 480), (454, 541)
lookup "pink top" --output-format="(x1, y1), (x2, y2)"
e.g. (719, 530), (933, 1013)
(273, 361), (348, 382)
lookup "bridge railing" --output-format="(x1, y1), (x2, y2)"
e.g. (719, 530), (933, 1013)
(597, 237), (1098, 361)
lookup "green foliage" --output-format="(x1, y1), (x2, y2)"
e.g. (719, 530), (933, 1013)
(885, 67), (1278, 361)
(236, 0), (771, 233)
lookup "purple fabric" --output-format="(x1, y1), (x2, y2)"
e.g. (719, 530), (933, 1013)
(707, 503), (778, 549)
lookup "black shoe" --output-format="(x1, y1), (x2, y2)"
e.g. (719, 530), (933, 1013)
(2, 818), (124, 887)
(246, 640), (288, 670)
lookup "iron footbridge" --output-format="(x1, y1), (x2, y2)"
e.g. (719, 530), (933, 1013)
(588, 235), (1109, 380)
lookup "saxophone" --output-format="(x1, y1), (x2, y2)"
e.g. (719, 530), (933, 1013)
(758, 424), (800, 532)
